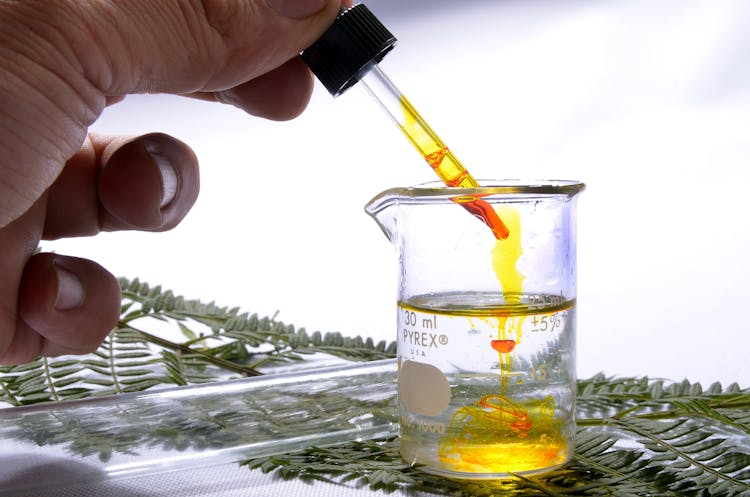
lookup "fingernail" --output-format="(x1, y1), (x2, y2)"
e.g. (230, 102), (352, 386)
(54, 262), (85, 311)
(267, 0), (328, 19)
(144, 140), (179, 208)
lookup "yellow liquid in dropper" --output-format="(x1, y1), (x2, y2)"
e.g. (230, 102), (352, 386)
(398, 95), (509, 240)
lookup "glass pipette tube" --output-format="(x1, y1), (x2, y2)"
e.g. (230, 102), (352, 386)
(0, 359), (398, 492)
(359, 64), (510, 240)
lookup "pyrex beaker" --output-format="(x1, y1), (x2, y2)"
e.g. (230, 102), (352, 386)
(365, 180), (585, 479)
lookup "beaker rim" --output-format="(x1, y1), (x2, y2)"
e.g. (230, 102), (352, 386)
(365, 179), (585, 212)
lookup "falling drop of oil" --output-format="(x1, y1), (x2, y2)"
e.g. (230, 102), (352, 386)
(490, 339), (516, 353)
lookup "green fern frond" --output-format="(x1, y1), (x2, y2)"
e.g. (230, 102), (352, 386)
(0, 277), (398, 408)
(244, 376), (749, 496)
(1, 277), (748, 497)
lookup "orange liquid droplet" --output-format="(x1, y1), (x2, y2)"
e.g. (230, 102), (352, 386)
(490, 339), (516, 353)
(460, 198), (510, 239)
(425, 147), (447, 169)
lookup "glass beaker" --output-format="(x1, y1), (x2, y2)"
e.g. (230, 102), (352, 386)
(365, 180), (585, 479)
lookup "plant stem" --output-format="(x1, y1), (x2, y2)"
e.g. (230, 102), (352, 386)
(0, 378), (19, 406)
(42, 357), (60, 402)
(119, 322), (262, 377)
(107, 330), (124, 394)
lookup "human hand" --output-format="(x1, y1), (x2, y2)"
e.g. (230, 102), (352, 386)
(0, 0), (343, 364)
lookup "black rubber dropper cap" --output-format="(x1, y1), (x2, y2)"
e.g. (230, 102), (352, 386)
(301, 4), (397, 96)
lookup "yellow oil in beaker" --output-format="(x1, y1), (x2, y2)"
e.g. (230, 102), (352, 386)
(397, 296), (574, 476)
(397, 206), (571, 476)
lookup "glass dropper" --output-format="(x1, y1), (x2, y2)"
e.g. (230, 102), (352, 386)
(301, 4), (509, 239)
(358, 64), (509, 239)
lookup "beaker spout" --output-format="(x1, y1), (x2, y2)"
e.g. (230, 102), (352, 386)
(364, 190), (400, 244)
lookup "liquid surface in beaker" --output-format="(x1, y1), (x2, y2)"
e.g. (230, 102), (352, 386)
(397, 293), (575, 477)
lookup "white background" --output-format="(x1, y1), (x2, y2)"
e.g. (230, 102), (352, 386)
(48, 0), (750, 387)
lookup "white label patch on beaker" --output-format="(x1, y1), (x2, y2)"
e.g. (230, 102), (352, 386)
(398, 360), (451, 416)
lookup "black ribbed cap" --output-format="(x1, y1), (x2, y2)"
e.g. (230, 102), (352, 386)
(301, 4), (397, 96)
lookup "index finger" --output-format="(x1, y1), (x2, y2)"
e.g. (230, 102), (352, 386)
(71, 0), (342, 95)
